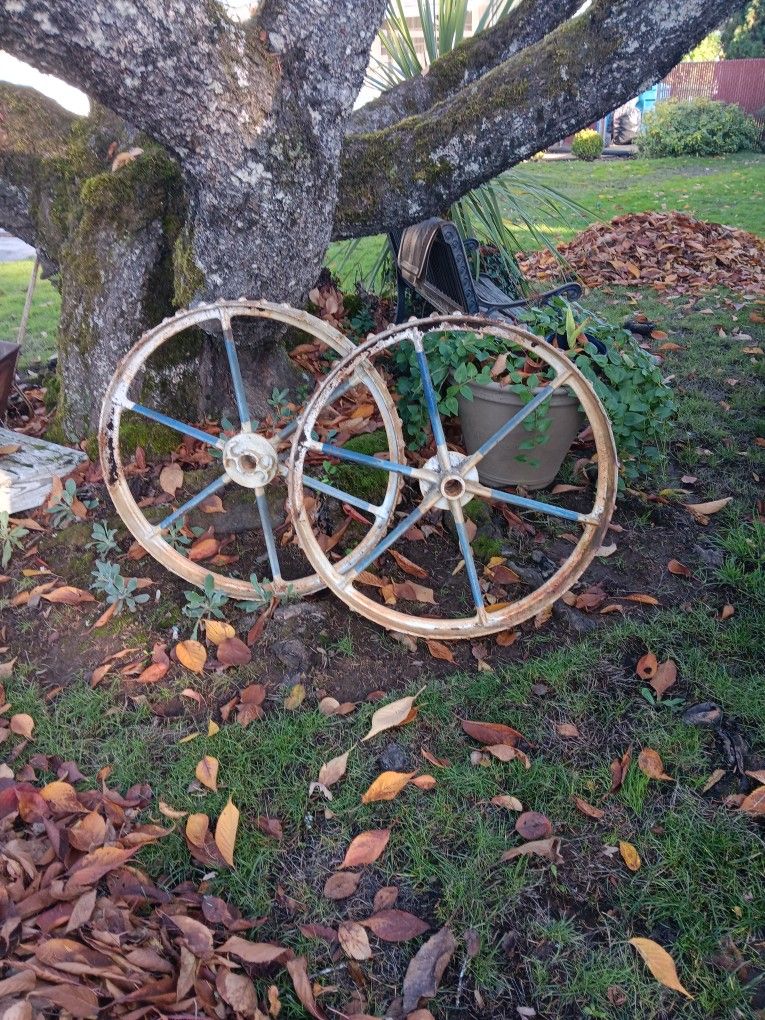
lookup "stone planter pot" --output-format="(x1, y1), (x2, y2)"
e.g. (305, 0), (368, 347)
(457, 379), (583, 490)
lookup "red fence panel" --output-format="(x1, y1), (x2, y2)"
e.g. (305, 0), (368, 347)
(661, 59), (765, 124)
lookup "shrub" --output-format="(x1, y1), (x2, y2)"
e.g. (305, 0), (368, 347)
(571, 129), (604, 161)
(638, 99), (761, 158)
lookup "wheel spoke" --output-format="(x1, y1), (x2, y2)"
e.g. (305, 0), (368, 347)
(449, 500), (485, 615)
(302, 474), (386, 517)
(275, 377), (358, 444)
(413, 333), (451, 473)
(255, 486), (282, 581)
(220, 311), (252, 432)
(156, 474), (230, 531)
(466, 479), (598, 524)
(121, 401), (225, 449)
(344, 488), (442, 579)
(459, 370), (573, 474)
(308, 441), (437, 483)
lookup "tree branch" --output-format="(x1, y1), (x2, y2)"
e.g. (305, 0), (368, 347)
(348, 0), (582, 135)
(335, 0), (744, 238)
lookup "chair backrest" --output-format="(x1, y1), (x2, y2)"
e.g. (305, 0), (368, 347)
(389, 218), (479, 321)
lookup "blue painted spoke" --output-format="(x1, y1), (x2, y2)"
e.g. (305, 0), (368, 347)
(275, 378), (357, 444)
(221, 317), (251, 431)
(127, 403), (222, 448)
(346, 492), (440, 576)
(255, 487), (282, 581)
(415, 345), (450, 469)
(302, 475), (384, 517)
(316, 442), (420, 479)
(159, 474), (229, 530)
(474, 483), (588, 524)
(461, 382), (559, 472)
(451, 509), (484, 612)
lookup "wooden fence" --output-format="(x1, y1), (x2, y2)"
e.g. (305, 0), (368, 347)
(661, 59), (765, 124)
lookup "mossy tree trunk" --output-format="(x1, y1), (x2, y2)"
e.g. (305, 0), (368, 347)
(0, 0), (741, 437)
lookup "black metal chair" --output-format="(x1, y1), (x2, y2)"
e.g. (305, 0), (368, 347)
(388, 218), (582, 326)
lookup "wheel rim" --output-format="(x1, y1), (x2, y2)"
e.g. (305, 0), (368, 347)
(99, 300), (404, 599)
(289, 314), (618, 638)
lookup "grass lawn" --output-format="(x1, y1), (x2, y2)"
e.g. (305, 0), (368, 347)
(0, 258), (60, 366)
(328, 152), (765, 288)
(2, 280), (764, 1017)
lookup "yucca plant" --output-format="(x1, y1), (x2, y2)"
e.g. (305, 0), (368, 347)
(332, 0), (586, 292)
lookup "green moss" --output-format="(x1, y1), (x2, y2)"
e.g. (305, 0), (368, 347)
(173, 228), (205, 306)
(43, 374), (60, 412)
(464, 497), (490, 524)
(472, 534), (502, 562)
(333, 429), (390, 504)
(118, 414), (184, 458)
(80, 146), (181, 236)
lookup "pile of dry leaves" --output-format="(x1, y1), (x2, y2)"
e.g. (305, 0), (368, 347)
(517, 212), (765, 295)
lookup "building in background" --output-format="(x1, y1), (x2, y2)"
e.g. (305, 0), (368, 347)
(369, 0), (493, 69)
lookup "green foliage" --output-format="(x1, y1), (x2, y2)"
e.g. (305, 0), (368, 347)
(90, 560), (150, 615)
(639, 100), (761, 158)
(182, 573), (229, 635)
(683, 30), (724, 61)
(164, 522), (191, 552)
(235, 575), (299, 612)
(721, 0), (764, 58)
(0, 511), (28, 569)
(45, 478), (97, 528)
(332, 430), (390, 505)
(88, 521), (119, 557)
(571, 129), (604, 162)
(471, 534), (503, 562)
(716, 520), (765, 605)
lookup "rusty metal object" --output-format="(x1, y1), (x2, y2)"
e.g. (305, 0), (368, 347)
(289, 314), (618, 639)
(99, 300), (403, 600)
(0, 341), (20, 418)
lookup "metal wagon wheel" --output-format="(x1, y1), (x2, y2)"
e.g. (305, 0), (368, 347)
(99, 300), (403, 600)
(289, 314), (618, 639)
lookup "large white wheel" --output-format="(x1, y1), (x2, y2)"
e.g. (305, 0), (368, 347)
(288, 314), (618, 638)
(99, 300), (404, 600)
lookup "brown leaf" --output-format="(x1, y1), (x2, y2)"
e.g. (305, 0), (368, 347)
(740, 785), (765, 815)
(159, 462), (184, 495)
(637, 748), (672, 781)
(636, 652), (658, 680)
(362, 692), (420, 741)
(624, 593), (660, 606)
(629, 937), (693, 999)
(501, 837), (563, 864)
(10, 713), (34, 739)
(484, 744), (531, 768)
(217, 636), (252, 666)
(373, 886), (399, 911)
(361, 770), (416, 804)
(572, 796), (605, 820)
(218, 935), (289, 965)
(619, 840), (641, 871)
(461, 719), (525, 746)
(496, 630), (519, 647)
(286, 956), (327, 1020)
(425, 639), (455, 663)
(68, 810), (107, 852)
(490, 794), (523, 812)
(412, 774), (436, 790)
(515, 811), (552, 841)
(256, 815), (283, 840)
(176, 639), (207, 673)
(338, 920), (372, 960)
(341, 828), (391, 868)
(401, 926), (456, 1015)
(215, 797), (239, 866)
(317, 749), (350, 790)
(745, 769), (765, 784)
(195, 755), (219, 791)
(683, 497), (732, 519)
(39, 780), (82, 812)
(188, 536), (220, 561)
(41, 586), (96, 605)
(393, 581), (435, 603)
(216, 969), (260, 1016)
(555, 722), (580, 738)
(361, 909), (430, 942)
(651, 659), (678, 698)
(390, 549), (428, 579)
(718, 603), (735, 621)
(185, 812), (210, 847)
(323, 870), (361, 900)
(67, 845), (138, 886)
(667, 559), (692, 578)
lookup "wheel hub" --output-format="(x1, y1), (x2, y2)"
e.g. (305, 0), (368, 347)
(223, 432), (278, 488)
(419, 451), (479, 509)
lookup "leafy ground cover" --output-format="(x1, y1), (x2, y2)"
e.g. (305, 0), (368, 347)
(1, 281), (763, 1018)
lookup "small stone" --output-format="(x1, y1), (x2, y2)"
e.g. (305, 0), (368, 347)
(682, 702), (723, 727)
(378, 742), (410, 772)
(271, 638), (315, 672)
(694, 544), (724, 568)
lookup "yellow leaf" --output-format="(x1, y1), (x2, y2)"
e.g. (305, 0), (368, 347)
(195, 755), (219, 791)
(628, 937), (693, 999)
(176, 640), (207, 674)
(284, 683), (305, 711)
(214, 797), (239, 867)
(185, 813), (210, 847)
(361, 770), (416, 804)
(619, 840), (641, 872)
(683, 497), (732, 517)
(207, 720), (220, 736)
(159, 801), (188, 820)
(204, 620), (235, 645)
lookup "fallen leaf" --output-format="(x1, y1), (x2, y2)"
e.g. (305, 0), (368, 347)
(176, 640), (207, 673)
(338, 920), (372, 960)
(361, 909), (430, 942)
(484, 744), (531, 767)
(701, 768), (726, 793)
(286, 957), (327, 1020)
(215, 797), (239, 866)
(425, 639), (455, 663)
(41, 586), (96, 605)
(667, 559), (691, 578)
(185, 812), (210, 847)
(638, 748), (672, 781)
(284, 683), (306, 710)
(393, 581), (436, 603)
(188, 536), (220, 561)
(619, 840), (641, 871)
(636, 652), (658, 680)
(718, 604), (735, 621)
(745, 769), (765, 784)
(515, 811), (553, 841)
(256, 815), (283, 840)
(555, 722), (580, 738)
(195, 755), (219, 791)
(683, 497), (732, 519)
(412, 774), (436, 790)
(217, 636), (252, 666)
(361, 770), (416, 804)
(624, 593), (659, 606)
(205, 619), (236, 644)
(218, 935), (290, 965)
(317, 750), (350, 789)
(323, 871), (361, 900)
(650, 659), (677, 698)
(501, 837), (563, 864)
(390, 549), (428, 579)
(461, 719), (525, 746)
(490, 794), (523, 812)
(362, 692), (420, 741)
(572, 796), (605, 820)
(373, 886), (399, 911)
(341, 828), (391, 868)
(10, 713), (34, 739)
(159, 462), (184, 495)
(401, 927), (457, 1015)
(216, 969), (260, 1016)
(159, 800), (188, 819)
(740, 785), (765, 815)
(628, 937), (693, 999)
